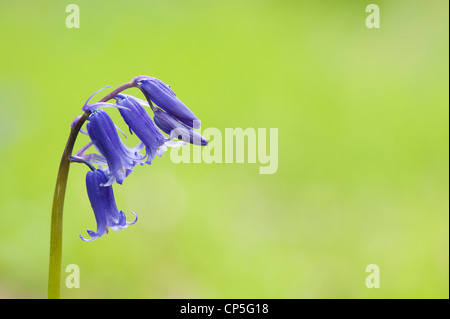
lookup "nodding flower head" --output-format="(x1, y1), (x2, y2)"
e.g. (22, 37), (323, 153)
(153, 108), (208, 146)
(80, 169), (137, 242)
(115, 94), (169, 165)
(134, 76), (201, 129)
(69, 76), (205, 242)
(87, 109), (144, 186)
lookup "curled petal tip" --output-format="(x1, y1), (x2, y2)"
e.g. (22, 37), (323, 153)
(79, 235), (90, 242)
(79, 232), (98, 242)
(125, 211), (138, 226)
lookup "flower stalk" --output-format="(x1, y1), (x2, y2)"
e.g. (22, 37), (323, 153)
(47, 81), (136, 299)
(48, 75), (207, 299)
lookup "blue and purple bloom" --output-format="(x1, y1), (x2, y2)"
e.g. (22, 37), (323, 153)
(80, 169), (137, 242)
(71, 75), (207, 242)
(153, 108), (208, 146)
(115, 94), (169, 164)
(134, 76), (201, 129)
(86, 109), (144, 186)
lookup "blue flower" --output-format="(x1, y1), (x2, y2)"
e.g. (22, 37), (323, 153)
(134, 76), (201, 129)
(115, 94), (170, 165)
(80, 169), (137, 242)
(87, 109), (144, 186)
(153, 108), (208, 146)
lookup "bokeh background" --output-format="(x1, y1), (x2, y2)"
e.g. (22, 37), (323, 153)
(0, 0), (448, 298)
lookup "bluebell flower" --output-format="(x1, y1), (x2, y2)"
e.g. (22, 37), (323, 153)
(115, 94), (170, 165)
(153, 108), (208, 146)
(87, 109), (144, 186)
(80, 169), (137, 242)
(134, 76), (201, 129)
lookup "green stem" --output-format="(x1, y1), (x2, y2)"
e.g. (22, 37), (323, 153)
(48, 111), (89, 299)
(47, 81), (136, 299)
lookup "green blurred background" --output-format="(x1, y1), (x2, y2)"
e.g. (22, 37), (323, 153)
(0, 0), (448, 298)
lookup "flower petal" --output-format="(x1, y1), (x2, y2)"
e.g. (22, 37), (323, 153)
(137, 77), (200, 129)
(154, 108), (208, 146)
(83, 102), (131, 113)
(116, 95), (168, 165)
(81, 170), (136, 241)
(165, 140), (187, 147)
(87, 110), (144, 184)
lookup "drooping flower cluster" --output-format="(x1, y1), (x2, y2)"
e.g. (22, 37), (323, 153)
(73, 76), (207, 241)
